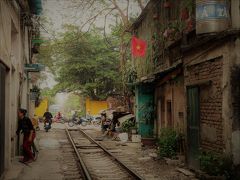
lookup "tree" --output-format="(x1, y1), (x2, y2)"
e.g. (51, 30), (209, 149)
(38, 25), (120, 100)
(66, 0), (148, 69)
(38, 0), (148, 103)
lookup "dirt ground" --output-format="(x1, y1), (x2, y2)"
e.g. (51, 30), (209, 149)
(82, 125), (197, 180)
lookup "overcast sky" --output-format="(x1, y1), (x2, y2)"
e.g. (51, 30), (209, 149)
(40, 0), (147, 39)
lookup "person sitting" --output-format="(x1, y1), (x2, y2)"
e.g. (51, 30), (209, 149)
(101, 112), (111, 133)
(54, 112), (62, 122)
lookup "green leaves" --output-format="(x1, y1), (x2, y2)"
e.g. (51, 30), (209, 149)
(39, 26), (121, 100)
(199, 151), (233, 177)
(122, 119), (135, 132)
(157, 128), (178, 158)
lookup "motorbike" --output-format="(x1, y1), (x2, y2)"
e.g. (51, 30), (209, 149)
(54, 116), (65, 124)
(44, 119), (52, 132)
(91, 116), (102, 126)
(68, 117), (89, 127)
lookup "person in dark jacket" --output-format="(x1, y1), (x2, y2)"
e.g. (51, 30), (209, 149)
(16, 108), (35, 163)
(43, 111), (53, 127)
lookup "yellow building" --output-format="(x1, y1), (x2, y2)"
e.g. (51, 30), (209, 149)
(34, 98), (49, 117)
(86, 98), (108, 115)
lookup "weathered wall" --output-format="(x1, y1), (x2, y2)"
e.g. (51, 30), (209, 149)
(185, 57), (224, 152)
(229, 38), (240, 165)
(86, 98), (108, 116)
(0, 0), (20, 171)
(134, 1), (156, 77)
(231, 0), (240, 29)
(183, 40), (237, 159)
(155, 76), (185, 137)
(0, 0), (33, 173)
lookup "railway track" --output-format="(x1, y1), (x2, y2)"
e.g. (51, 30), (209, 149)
(59, 134), (84, 180)
(65, 127), (144, 180)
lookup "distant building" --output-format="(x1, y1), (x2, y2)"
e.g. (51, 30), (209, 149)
(86, 98), (108, 116)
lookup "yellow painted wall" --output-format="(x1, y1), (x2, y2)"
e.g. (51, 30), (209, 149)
(86, 98), (108, 115)
(34, 98), (48, 117)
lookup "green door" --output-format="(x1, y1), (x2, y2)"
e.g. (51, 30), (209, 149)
(187, 86), (200, 169)
(136, 84), (154, 138)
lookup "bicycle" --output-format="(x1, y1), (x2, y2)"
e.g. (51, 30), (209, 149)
(18, 138), (38, 164)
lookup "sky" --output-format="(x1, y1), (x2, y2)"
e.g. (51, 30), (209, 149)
(40, 0), (146, 38)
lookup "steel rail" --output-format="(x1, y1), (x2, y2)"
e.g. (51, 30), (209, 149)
(65, 127), (92, 180)
(78, 128), (145, 180)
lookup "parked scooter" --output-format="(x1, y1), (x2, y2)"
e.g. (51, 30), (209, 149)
(68, 117), (89, 127)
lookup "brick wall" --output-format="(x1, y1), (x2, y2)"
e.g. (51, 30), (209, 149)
(185, 57), (224, 152)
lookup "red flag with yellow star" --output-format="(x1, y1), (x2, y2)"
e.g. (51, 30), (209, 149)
(131, 36), (147, 57)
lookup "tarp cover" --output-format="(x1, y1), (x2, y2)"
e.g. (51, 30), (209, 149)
(118, 114), (134, 124)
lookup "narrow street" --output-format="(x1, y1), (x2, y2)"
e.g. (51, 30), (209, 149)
(5, 123), (194, 180)
(1, 0), (240, 179)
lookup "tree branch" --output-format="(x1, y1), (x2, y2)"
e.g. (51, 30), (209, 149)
(79, 7), (115, 31)
(111, 0), (129, 25)
(103, 8), (116, 49)
(126, 0), (130, 20)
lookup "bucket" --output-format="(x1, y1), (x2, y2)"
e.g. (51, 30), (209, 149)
(118, 133), (128, 142)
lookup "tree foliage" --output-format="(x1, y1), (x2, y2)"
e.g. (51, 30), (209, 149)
(40, 88), (55, 104)
(38, 25), (121, 100)
(63, 93), (84, 117)
(66, 0), (148, 69)
(38, 0), (148, 100)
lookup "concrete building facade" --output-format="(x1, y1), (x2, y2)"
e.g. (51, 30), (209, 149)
(183, 32), (240, 169)
(0, 0), (42, 178)
(129, 0), (240, 171)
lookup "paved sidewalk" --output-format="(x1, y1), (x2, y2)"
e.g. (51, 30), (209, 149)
(4, 158), (24, 180)
(4, 123), (66, 180)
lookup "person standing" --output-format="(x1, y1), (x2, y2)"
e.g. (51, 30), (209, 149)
(16, 108), (35, 163)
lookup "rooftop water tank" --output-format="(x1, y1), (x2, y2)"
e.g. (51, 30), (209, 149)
(196, 0), (230, 34)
